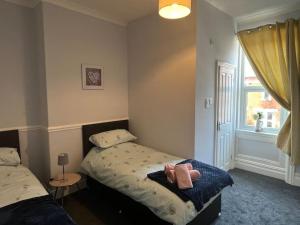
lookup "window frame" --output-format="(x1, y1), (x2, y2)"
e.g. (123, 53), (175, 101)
(239, 50), (287, 134)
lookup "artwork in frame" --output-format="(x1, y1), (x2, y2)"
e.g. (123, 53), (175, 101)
(81, 64), (104, 90)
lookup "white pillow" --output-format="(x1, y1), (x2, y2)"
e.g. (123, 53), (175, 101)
(89, 129), (137, 148)
(0, 148), (21, 166)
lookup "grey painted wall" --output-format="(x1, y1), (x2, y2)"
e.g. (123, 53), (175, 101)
(40, 2), (129, 177)
(0, 2), (49, 181)
(127, 6), (196, 159)
(34, 3), (49, 127)
(42, 2), (128, 127)
(0, 1), (40, 128)
(195, 0), (238, 164)
(0, 1), (129, 179)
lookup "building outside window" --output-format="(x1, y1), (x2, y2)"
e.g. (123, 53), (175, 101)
(239, 51), (286, 133)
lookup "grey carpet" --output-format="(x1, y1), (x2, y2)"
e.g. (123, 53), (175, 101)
(65, 169), (300, 225)
(213, 169), (300, 225)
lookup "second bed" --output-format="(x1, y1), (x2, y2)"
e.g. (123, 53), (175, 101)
(81, 120), (233, 225)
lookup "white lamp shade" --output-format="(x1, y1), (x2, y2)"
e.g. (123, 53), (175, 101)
(58, 153), (69, 166)
(159, 0), (191, 19)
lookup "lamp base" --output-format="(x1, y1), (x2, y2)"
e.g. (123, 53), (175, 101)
(54, 173), (68, 182)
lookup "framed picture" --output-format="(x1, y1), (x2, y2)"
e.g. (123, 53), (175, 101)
(81, 64), (103, 90)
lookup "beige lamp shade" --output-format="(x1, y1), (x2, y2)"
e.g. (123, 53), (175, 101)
(159, 0), (191, 19)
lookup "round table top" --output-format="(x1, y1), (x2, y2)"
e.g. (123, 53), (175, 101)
(49, 173), (81, 187)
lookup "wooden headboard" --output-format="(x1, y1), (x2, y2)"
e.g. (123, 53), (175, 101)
(0, 130), (20, 157)
(82, 120), (129, 157)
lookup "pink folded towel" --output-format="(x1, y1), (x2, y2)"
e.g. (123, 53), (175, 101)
(175, 164), (193, 189)
(164, 163), (175, 174)
(185, 163), (193, 170)
(164, 163), (193, 174)
(166, 170), (176, 183)
(190, 170), (201, 181)
(167, 169), (201, 183)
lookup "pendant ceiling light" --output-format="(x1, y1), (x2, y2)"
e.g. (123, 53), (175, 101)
(159, 0), (191, 19)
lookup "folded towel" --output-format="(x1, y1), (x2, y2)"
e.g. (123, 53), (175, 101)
(166, 170), (176, 183)
(166, 169), (201, 183)
(185, 163), (193, 170)
(147, 159), (234, 211)
(164, 163), (175, 174)
(175, 164), (193, 189)
(164, 163), (193, 174)
(190, 170), (201, 181)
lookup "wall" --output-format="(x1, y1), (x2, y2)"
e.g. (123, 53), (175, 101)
(235, 131), (286, 180)
(235, 9), (300, 184)
(41, 2), (129, 177)
(42, 2), (128, 127)
(127, 5), (196, 158)
(0, 1), (129, 180)
(0, 1), (49, 181)
(195, 0), (238, 164)
(33, 3), (51, 181)
(0, 1), (39, 128)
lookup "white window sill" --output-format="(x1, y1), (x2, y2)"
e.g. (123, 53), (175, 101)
(236, 129), (277, 144)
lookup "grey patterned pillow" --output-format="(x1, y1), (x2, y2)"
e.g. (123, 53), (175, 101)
(89, 129), (137, 148)
(0, 148), (20, 166)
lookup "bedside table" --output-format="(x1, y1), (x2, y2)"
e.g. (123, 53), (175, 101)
(49, 173), (81, 206)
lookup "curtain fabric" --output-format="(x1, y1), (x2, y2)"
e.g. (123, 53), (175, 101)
(237, 19), (300, 165)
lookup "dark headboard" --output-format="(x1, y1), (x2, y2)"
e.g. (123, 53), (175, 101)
(82, 120), (129, 157)
(0, 130), (20, 157)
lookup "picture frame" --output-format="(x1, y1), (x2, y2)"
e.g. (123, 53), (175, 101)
(81, 64), (104, 90)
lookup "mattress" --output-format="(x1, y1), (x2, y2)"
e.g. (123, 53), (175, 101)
(81, 142), (220, 225)
(0, 165), (48, 208)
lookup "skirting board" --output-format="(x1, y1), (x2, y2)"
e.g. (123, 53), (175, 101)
(235, 157), (285, 180)
(293, 173), (300, 186)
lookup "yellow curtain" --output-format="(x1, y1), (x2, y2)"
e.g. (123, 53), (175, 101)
(237, 19), (300, 165)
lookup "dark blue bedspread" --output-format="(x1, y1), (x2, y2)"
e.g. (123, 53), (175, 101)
(0, 195), (76, 225)
(147, 159), (234, 211)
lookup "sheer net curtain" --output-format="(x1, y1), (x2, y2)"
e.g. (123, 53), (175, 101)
(237, 19), (300, 165)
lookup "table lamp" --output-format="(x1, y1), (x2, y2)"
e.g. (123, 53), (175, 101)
(58, 153), (69, 181)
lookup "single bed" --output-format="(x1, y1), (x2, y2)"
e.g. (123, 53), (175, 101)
(0, 129), (76, 225)
(82, 120), (230, 225)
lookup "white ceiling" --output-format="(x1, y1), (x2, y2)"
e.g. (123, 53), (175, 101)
(5, 0), (157, 25)
(205, 0), (300, 17)
(5, 0), (300, 25)
(71, 0), (156, 24)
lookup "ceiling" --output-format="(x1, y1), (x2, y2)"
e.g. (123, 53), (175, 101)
(70, 0), (156, 24)
(5, 0), (300, 25)
(5, 0), (157, 25)
(205, 0), (300, 18)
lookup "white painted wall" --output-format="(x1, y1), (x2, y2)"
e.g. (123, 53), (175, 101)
(0, 1), (39, 128)
(1, 1), (129, 180)
(127, 5), (196, 159)
(235, 131), (286, 180)
(0, 2), (50, 181)
(42, 2), (128, 127)
(40, 2), (129, 177)
(34, 2), (49, 128)
(195, 0), (238, 164)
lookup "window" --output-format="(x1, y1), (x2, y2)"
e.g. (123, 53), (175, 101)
(239, 51), (286, 133)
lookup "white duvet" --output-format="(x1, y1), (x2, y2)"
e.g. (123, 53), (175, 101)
(81, 142), (201, 225)
(0, 165), (48, 208)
